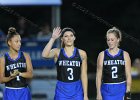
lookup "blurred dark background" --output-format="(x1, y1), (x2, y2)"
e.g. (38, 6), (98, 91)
(0, 0), (140, 99)
(0, 0), (140, 62)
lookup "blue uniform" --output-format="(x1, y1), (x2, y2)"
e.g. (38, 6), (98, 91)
(55, 48), (83, 100)
(101, 82), (126, 100)
(101, 49), (126, 100)
(3, 51), (31, 100)
(54, 80), (83, 100)
(4, 87), (31, 100)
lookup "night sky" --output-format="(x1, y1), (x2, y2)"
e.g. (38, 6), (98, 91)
(0, 0), (140, 72)
(61, 0), (140, 72)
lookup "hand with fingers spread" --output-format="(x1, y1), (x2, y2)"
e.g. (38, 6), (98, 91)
(51, 27), (61, 40)
(10, 69), (20, 78)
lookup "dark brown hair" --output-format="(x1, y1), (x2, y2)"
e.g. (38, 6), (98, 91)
(61, 27), (76, 48)
(61, 27), (75, 37)
(6, 27), (19, 46)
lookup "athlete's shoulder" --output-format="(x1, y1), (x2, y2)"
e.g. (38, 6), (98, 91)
(97, 51), (105, 62)
(22, 52), (31, 58)
(122, 50), (130, 57)
(119, 49), (129, 55)
(98, 51), (104, 57)
(77, 48), (87, 55)
(77, 48), (87, 60)
(123, 50), (129, 54)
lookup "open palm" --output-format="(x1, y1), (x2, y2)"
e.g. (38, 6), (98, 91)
(52, 27), (61, 40)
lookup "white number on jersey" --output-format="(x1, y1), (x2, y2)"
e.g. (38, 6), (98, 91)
(67, 68), (74, 80)
(112, 66), (118, 78)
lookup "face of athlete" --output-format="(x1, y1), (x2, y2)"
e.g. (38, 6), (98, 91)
(106, 33), (119, 49)
(62, 31), (75, 47)
(8, 35), (21, 51)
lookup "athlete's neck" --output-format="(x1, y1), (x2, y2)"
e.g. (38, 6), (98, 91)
(64, 46), (75, 57)
(108, 48), (119, 55)
(9, 49), (19, 59)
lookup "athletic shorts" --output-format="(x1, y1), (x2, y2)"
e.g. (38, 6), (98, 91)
(101, 82), (126, 100)
(54, 80), (83, 100)
(3, 87), (31, 100)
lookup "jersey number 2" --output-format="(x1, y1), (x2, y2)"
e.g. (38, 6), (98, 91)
(67, 68), (74, 80)
(112, 66), (118, 78)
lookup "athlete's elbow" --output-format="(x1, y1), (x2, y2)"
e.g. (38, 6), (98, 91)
(29, 73), (33, 79)
(26, 72), (33, 79)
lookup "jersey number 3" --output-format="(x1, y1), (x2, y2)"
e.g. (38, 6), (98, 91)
(67, 68), (74, 80)
(112, 66), (118, 78)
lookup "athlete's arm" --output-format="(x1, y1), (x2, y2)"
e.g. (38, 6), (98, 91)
(0, 56), (16, 83)
(19, 52), (33, 79)
(124, 51), (132, 92)
(96, 51), (104, 100)
(80, 49), (89, 100)
(42, 27), (61, 58)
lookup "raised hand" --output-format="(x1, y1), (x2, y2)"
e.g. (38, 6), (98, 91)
(51, 27), (61, 40)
